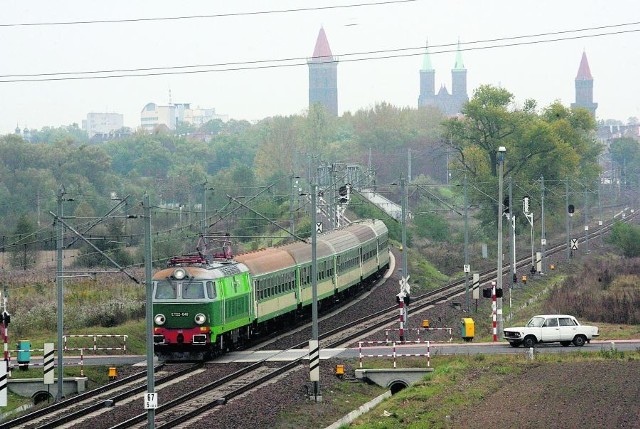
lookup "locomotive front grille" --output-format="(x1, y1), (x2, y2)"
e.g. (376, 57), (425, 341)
(192, 334), (207, 345)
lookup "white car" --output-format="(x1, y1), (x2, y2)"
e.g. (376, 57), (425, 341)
(503, 314), (599, 348)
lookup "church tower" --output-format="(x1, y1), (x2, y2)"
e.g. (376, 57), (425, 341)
(451, 41), (468, 113)
(308, 27), (338, 115)
(418, 39), (468, 115)
(571, 51), (597, 117)
(418, 43), (436, 107)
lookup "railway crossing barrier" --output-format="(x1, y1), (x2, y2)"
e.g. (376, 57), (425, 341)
(63, 334), (128, 353)
(358, 340), (431, 368)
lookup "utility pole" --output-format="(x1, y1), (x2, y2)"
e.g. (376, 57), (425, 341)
(496, 147), (506, 339)
(584, 186), (589, 254)
(396, 177), (410, 342)
(508, 176), (514, 320)
(309, 183), (321, 401)
(566, 178), (571, 260)
(56, 186), (65, 401)
(143, 193), (156, 428)
(289, 175), (296, 238)
(540, 176), (546, 274)
(463, 175), (470, 312)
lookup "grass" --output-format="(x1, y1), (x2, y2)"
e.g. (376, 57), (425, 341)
(342, 351), (640, 429)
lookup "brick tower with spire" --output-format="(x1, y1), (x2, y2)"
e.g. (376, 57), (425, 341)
(418, 41), (468, 115)
(571, 51), (598, 117)
(308, 27), (338, 115)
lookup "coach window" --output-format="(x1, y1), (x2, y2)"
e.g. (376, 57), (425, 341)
(206, 281), (217, 300)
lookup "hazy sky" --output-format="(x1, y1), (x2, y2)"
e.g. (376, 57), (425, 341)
(2, 0), (639, 134)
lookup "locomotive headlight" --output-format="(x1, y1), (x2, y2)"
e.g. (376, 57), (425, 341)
(154, 314), (166, 325)
(173, 268), (186, 280)
(194, 313), (206, 325)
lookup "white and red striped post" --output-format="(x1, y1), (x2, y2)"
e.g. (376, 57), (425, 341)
(398, 300), (405, 342)
(426, 341), (431, 367)
(492, 281), (497, 342)
(80, 348), (84, 377)
(358, 342), (363, 368)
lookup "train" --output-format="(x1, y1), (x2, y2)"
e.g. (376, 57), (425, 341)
(152, 219), (390, 361)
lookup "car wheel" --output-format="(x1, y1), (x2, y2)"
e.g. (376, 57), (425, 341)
(560, 341), (571, 347)
(572, 335), (586, 347)
(523, 336), (536, 348)
(509, 341), (521, 348)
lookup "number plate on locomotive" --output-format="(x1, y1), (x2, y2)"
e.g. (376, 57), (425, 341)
(171, 312), (189, 317)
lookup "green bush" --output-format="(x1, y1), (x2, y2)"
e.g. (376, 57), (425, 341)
(608, 221), (640, 257)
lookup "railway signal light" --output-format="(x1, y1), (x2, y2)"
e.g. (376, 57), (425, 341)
(482, 288), (491, 298)
(338, 184), (350, 203)
(495, 288), (503, 298)
(1, 311), (10, 325)
(568, 204), (575, 216)
(503, 196), (510, 214)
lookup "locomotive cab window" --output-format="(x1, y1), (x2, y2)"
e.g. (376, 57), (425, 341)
(206, 281), (217, 300)
(154, 281), (176, 300)
(182, 281), (205, 299)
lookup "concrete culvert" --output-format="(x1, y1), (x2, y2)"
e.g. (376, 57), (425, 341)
(32, 391), (53, 405)
(389, 381), (408, 395)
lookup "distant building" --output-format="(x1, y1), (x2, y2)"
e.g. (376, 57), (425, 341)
(308, 27), (339, 115)
(418, 42), (468, 115)
(82, 112), (124, 138)
(141, 102), (228, 131)
(571, 51), (598, 117)
(174, 103), (229, 126)
(14, 124), (31, 142)
(141, 103), (177, 131)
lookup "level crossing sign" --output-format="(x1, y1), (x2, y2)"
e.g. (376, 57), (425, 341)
(570, 238), (579, 250)
(316, 222), (323, 234)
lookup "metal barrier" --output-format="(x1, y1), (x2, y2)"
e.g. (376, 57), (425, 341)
(8, 346), (85, 375)
(358, 340), (431, 368)
(63, 334), (128, 353)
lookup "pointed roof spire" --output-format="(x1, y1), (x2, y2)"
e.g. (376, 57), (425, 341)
(454, 39), (465, 70)
(421, 39), (434, 71)
(576, 51), (593, 80)
(312, 27), (333, 59)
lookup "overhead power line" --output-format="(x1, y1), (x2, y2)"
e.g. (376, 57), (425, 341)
(0, 23), (638, 83)
(0, 0), (419, 27)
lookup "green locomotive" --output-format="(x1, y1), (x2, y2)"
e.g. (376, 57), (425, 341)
(152, 219), (389, 361)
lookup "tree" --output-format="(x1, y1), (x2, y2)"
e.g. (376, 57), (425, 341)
(609, 137), (640, 186)
(10, 214), (37, 270)
(443, 85), (601, 233)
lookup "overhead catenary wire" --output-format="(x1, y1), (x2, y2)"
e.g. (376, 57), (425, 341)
(0, 0), (420, 28)
(0, 24), (639, 83)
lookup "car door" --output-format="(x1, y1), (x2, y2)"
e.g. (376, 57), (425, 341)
(540, 317), (560, 342)
(559, 317), (578, 341)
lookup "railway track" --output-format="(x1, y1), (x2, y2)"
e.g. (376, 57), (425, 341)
(0, 364), (207, 429)
(4, 208), (635, 428)
(130, 208), (639, 428)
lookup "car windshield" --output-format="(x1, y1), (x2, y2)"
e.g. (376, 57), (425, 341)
(526, 316), (545, 327)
